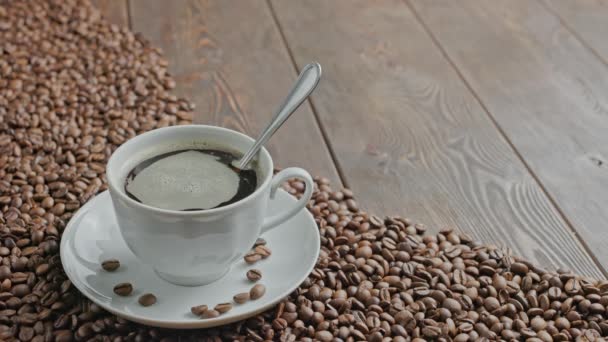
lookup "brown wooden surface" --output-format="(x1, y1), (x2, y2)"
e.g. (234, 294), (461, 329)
(91, 0), (129, 27)
(95, 0), (608, 277)
(410, 0), (608, 276)
(269, 0), (603, 277)
(544, 0), (608, 64)
(127, 0), (341, 185)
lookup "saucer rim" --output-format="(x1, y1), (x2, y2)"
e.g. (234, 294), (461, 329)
(60, 190), (320, 329)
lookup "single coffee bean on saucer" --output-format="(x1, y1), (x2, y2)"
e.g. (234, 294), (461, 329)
(253, 238), (266, 247)
(201, 309), (220, 319)
(254, 245), (271, 259)
(191, 304), (208, 316)
(113, 283), (133, 296)
(101, 259), (120, 272)
(214, 302), (232, 314)
(138, 293), (156, 307)
(250, 284), (266, 300)
(247, 269), (262, 282)
(244, 251), (262, 264)
(233, 292), (250, 304)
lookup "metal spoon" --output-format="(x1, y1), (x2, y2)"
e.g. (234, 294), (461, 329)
(232, 62), (322, 170)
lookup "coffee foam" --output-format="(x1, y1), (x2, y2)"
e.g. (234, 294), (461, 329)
(126, 150), (239, 210)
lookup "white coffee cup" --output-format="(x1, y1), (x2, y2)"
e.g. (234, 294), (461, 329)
(106, 125), (313, 286)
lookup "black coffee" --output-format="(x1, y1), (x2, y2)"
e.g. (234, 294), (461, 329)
(124, 149), (257, 211)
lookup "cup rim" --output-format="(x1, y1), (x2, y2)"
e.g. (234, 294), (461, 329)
(106, 125), (274, 216)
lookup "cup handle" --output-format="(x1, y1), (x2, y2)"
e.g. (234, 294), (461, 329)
(261, 167), (314, 233)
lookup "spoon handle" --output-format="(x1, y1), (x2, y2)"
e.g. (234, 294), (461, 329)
(235, 62), (322, 169)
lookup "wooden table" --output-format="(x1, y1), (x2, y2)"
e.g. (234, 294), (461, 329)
(93, 0), (608, 279)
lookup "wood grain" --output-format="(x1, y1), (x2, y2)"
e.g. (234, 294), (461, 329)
(543, 0), (608, 63)
(128, 0), (341, 185)
(90, 0), (129, 27)
(270, 0), (604, 277)
(410, 0), (608, 276)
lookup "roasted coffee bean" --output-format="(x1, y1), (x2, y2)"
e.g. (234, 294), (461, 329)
(511, 262), (529, 275)
(442, 298), (461, 312)
(55, 330), (73, 342)
(234, 292), (250, 304)
(138, 293), (157, 307)
(315, 330), (333, 342)
(201, 309), (220, 319)
(272, 317), (288, 330)
(0, 266), (11, 281)
(555, 317), (571, 330)
(253, 238), (267, 247)
(101, 259), (120, 272)
(250, 284), (266, 300)
(244, 252), (262, 264)
(191, 305), (208, 316)
(531, 316), (547, 331)
(214, 302), (232, 314)
(247, 269), (262, 282)
(484, 297), (500, 312)
(19, 326), (34, 341)
(355, 245), (373, 259)
(113, 283), (133, 296)
(12, 284), (30, 297)
(254, 245), (272, 259)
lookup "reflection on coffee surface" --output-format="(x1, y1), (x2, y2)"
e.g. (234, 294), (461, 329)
(124, 149), (257, 211)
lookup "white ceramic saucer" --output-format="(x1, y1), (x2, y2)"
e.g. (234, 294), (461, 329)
(60, 190), (320, 329)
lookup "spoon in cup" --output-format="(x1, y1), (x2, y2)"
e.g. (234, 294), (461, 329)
(231, 62), (322, 170)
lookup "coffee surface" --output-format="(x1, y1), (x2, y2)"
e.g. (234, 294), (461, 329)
(125, 149), (257, 211)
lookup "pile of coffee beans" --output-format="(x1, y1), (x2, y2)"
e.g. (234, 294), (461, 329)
(0, 0), (194, 340)
(0, 0), (607, 341)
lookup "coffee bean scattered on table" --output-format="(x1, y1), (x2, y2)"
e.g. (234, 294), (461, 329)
(113, 283), (133, 296)
(0, 0), (196, 338)
(138, 293), (156, 307)
(101, 259), (120, 272)
(246, 269), (262, 282)
(1, 0), (607, 340)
